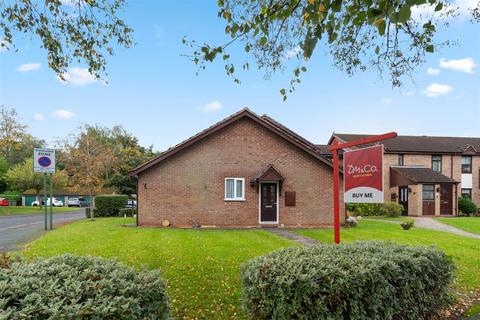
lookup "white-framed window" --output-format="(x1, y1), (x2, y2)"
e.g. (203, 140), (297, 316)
(225, 178), (245, 201)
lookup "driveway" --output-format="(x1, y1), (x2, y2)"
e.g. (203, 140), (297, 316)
(0, 209), (85, 252)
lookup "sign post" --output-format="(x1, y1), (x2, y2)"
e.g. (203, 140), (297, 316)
(344, 145), (384, 203)
(328, 132), (397, 244)
(34, 148), (56, 231)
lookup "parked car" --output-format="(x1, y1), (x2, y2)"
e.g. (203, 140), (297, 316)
(126, 200), (137, 209)
(67, 197), (87, 207)
(0, 198), (9, 206)
(31, 198), (64, 207)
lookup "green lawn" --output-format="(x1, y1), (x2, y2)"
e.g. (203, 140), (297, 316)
(436, 217), (480, 235)
(295, 220), (480, 291)
(21, 218), (296, 319)
(466, 302), (480, 317)
(0, 206), (79, 216)
(363, 216), (414, 223)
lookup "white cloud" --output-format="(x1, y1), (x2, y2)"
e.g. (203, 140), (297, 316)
(16, 62), (41, 72)
(52, 109), (75, 120)
(422, 83), (453, 97)
(427, 67), (441, 75)
(285, 46), (302, 59)
(381, 98), (393, 105)
(200, 101), (223, 113)
(57, 67), (97, 86)
(439, 57), (477, 74)
(411, 0), (478, 22)
(33, 113), (46, 121)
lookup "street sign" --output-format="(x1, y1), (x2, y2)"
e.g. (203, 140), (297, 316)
(34, 148), (56, 174)
(343, 145), (384, 203)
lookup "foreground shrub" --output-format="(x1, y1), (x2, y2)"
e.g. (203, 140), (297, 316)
(458, 197), (478, 216)
(94, 195), (128, 217)
(241, 241), (454, 320)
(0, 255), (170, 319)
(119, 208), (136, 217)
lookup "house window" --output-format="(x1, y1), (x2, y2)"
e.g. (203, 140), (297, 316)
(461, 156), (472, 173)
(461, 188), (472, 199)
(398, 154), (404, 166)
(422, 184), (435, 200)
(431, 155), (442, 172)
(225, 178), (245, 201)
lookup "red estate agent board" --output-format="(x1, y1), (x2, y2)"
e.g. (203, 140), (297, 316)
(344, 145), (384, 203)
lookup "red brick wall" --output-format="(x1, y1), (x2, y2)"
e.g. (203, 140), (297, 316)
(138, 117), (344, 227)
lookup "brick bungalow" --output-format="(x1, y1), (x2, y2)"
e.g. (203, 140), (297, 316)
(130, 108), (344, 227)
(321, 134), (480, 216)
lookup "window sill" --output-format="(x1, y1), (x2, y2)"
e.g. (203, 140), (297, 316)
(224, 198), (246, 202)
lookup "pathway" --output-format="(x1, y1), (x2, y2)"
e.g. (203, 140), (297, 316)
(411, 217), (480, 239)
(267, 228), (319, 246)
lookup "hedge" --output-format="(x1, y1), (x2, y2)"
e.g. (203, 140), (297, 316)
(0, 255), (170, 319)
(458, 197), (478, 216)
(94, 195), (128, 217)
(241, 241), (455, 320)
(348, 202), (403, 217)
(119, 208), (136, 217)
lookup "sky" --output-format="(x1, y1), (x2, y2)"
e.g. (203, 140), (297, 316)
(0, 1), (479, 152)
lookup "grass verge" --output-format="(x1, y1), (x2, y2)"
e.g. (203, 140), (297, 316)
(0, 206), (79, 216)
(436, 217), (480, 235)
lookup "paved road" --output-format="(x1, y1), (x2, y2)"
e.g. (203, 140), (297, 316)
(0, 209), (85, 252)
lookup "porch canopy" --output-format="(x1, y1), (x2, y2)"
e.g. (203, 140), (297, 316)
(390, 166), (457, 187)
(251, 164), (284, 190)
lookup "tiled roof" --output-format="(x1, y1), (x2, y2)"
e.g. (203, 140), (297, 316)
(391, 166), (457, 183)
(130, 108), (333, 176)
(333, 133), (480, 154)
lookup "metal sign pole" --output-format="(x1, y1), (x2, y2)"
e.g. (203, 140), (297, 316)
(43, 173), (47, 230)
(49, 173), (53, 230)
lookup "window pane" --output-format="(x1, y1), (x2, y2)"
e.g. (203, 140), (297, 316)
(398, 154), (404, 166)
(236, 179), (243, 198)
(226, 179), (234, 199)
(422, 185), (434, 200)
(461, 156), (472, 165)
(461, 189), (472, 199)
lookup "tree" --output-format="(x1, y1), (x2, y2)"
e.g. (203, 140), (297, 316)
(57, 125), (115, 218)
(0, 158), (8, 193)
(0, 106), (27, 164)
(7, 134), (45, 167)
(5, 159), (68, 203)
(0, 0), (133, 81)
(104, 126), (156, 195)
(185, 0), (479, 99)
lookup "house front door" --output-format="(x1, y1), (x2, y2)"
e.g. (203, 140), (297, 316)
(398, 186), (409, 216)
(440, 184), (453, 215)
(260, 182), (278, 223)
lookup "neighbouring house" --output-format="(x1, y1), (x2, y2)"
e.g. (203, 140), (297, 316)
(130, 108), (344, 228)
(322, 134), (480, 216)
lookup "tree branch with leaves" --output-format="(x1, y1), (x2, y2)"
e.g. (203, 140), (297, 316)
(0, 0), (133, 81)
(184, 0), (477, 100)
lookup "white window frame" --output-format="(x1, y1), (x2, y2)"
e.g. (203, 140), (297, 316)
(224, 178), (245, 201)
